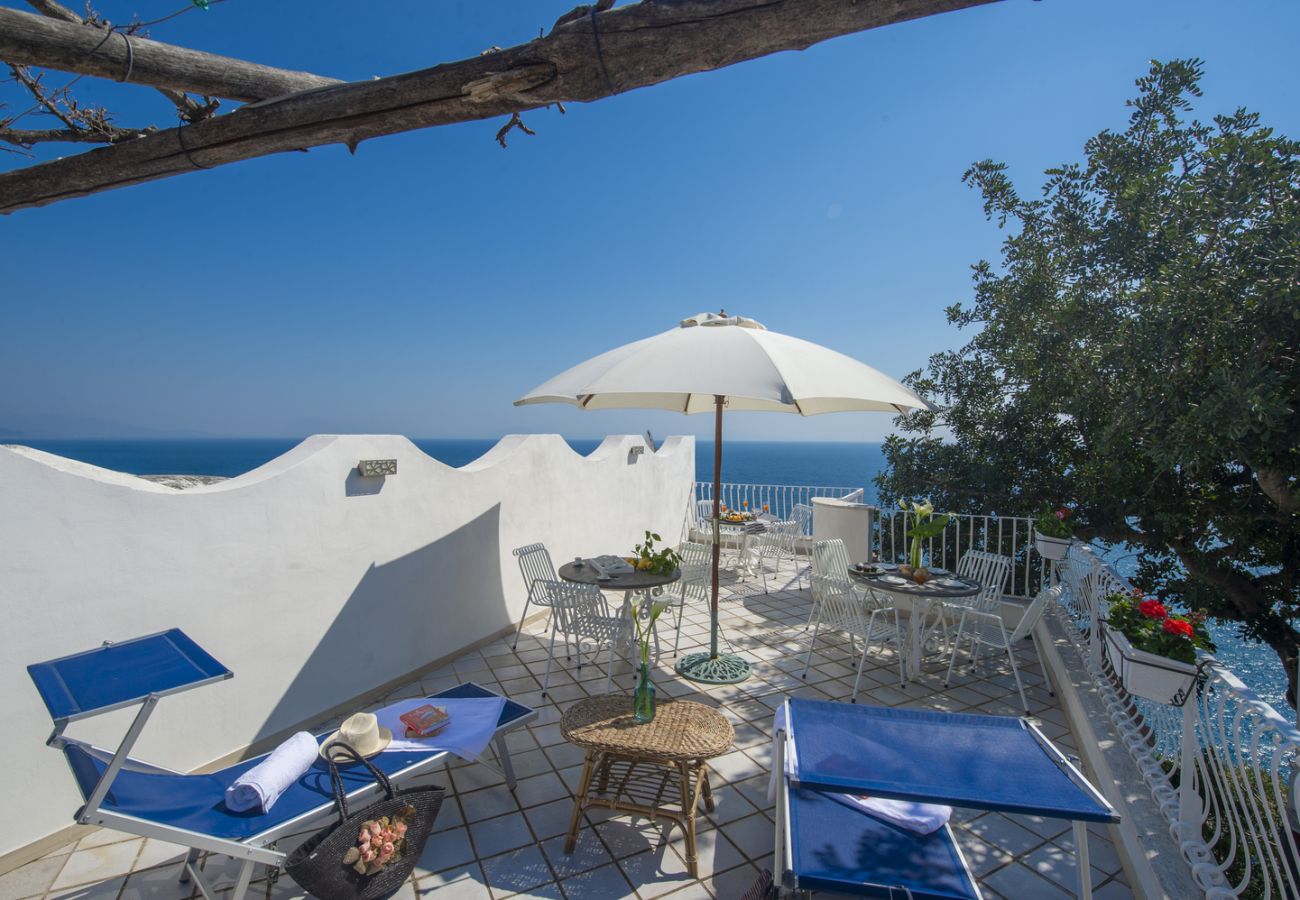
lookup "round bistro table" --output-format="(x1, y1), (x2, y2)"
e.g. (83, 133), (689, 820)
(559, 561), (680, 664)
(849, 566), (981, 680)
(560, 696), (734, 876)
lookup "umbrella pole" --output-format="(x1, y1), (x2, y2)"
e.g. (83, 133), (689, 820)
(676, 394), (751, 684)
(711, 394), (722, 659)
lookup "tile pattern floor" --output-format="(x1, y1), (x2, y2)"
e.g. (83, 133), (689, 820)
(4, 558), (1133, 900)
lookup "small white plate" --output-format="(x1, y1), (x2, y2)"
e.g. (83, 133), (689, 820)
(879, 575), (908, 585)
(936, 578), (966, 588)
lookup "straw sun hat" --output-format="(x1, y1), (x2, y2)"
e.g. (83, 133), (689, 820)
(320, 712), (392, 761)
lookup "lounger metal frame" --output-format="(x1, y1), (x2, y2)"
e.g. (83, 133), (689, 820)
(32, 630), (534, 900)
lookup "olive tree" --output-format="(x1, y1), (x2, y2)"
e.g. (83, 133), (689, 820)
(876, 59), (1300, 703)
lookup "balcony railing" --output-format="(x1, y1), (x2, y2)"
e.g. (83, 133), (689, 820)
(1055, 543), (1300, 898)
(693, 482), (1045, 597)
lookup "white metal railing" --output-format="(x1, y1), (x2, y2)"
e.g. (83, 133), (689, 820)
(874, 508), (1045, 599)
(694, 482), (859, 525)
(693, 483), (1045, 597)
(1054, 543), (1300, 898)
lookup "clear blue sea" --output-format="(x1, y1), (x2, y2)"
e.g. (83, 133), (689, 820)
(9, 437), (1286, 712)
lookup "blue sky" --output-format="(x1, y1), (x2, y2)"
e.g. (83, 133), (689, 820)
(3, 0), (1298, 441)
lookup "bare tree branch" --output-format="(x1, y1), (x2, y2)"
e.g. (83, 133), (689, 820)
(19, 0), (215, 121)
(495, 111), (535, 148)
(0, 5), (341, 102)
(0, 123), (152, 147)
(0, 0), (1001, 214)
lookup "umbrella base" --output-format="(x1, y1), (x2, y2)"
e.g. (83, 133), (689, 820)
(676, 651), (751, 685)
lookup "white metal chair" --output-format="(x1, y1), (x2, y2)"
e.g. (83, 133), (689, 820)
(943, 579), (1047, 715)
(540, 580), (628, 696)
(753, 518), (800, 593)
(512, 542), (560, 651)
(668, 541), (712, 657)
(807, 537), (864, 630)
(688, 499), (717, 544)
(931, 549), (1014, 650)
(802, 543), (906, 698)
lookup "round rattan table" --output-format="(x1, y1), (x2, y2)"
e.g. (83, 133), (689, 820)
(560, 696), (734, 875)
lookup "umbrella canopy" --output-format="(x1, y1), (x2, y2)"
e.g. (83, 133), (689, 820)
(516, 312), (926, 415)
(515, 311), (929, 684)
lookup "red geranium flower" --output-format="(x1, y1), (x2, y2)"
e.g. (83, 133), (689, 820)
(1163, 618), (1194, 639)
(1055, 507), (1071, 521)
(1138, 599), (1168, 620)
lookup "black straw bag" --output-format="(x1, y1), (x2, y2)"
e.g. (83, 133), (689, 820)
(285, 742), (445, 900)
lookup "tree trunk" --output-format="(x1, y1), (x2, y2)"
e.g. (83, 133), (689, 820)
(0, 0), (1000, 214)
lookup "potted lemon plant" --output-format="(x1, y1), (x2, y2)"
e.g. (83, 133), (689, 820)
(1102, 589), (1215, 704)
(1033, 506), (1074, 561)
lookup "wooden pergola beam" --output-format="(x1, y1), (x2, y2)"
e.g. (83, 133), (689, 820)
(0, 6), (341, 101)
(0, 0), (1001, 215)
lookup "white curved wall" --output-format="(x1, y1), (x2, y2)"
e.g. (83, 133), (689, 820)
(0, 434), (696, 861)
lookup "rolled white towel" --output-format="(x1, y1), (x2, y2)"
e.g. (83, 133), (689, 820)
(224, 731), (318, 813)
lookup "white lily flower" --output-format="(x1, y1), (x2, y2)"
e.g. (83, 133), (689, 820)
(918, 499), (934, 518)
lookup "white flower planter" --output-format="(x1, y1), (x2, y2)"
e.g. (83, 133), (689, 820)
(1102, 625), (1198, 705)
(1033, 530), (1072, 561)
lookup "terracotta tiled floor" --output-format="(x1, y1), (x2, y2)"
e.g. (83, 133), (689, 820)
(4, 558), (1132, 899)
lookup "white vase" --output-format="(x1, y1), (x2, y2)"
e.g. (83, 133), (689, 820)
(1033, 530), (1072, 561)
(1102, 625), (1198, 705)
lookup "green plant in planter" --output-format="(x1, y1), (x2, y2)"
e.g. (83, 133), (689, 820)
(898, 499), (952, 569)
(631, 531), (681, 576)
(1105, 589), (1215, 664)
(1034, 506), (1073, 539)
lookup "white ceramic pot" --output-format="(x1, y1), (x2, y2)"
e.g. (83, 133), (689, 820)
(1033, 530), (1072, 561)
(1102, 625), (1198, 705)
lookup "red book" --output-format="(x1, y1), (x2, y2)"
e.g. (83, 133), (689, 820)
(399, 704), (450, 738)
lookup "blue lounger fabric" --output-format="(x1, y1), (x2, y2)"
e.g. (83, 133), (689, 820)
(786, 699), (1116, 823)
(786, 787), (979, 900)
(62, 682), (533, 840)
(28, 629), (231, 723)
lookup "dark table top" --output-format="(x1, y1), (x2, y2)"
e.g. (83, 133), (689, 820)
(848, 566), (980, 599)
(559, 560), (681, 590)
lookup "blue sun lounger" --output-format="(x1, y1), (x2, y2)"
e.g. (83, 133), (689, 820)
(773, 699), (1118, 900)
(28, 629), (536, 900)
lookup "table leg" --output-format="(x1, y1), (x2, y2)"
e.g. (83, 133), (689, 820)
(909, 605), (924, 680)
(700, 768), (716, 813)
(565, 752), (599, 854)
(677, 760), (699, 877)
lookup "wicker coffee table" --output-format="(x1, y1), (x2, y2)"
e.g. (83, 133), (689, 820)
(560, 696), (734, 876)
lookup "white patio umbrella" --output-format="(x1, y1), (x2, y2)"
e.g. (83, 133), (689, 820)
(515, 311), (929, 684)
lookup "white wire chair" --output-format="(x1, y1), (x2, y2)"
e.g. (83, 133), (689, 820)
(690, 500), (717, 544)
(929, 550), (1014, 652)
(942, 572), (1047, 715)
(802, 545), (906, 699)
(807, 537), (863, 630)
(539, 580), (628, 697)
(512, 542), (560, 651)
(668, 541), (712, 657)
(753, 519), (801, 593)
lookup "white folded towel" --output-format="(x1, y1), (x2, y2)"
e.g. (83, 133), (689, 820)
(766, 706), (952, 836)
(224, 731), (318, 813)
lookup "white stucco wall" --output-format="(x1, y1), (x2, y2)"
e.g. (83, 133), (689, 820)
(0, 433), (696, 861)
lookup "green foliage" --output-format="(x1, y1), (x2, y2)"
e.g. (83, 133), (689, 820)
(1034, 507), (1074, 539)
(874, 59), (1300, 701)
(631, 530), (681, 577)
